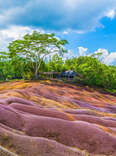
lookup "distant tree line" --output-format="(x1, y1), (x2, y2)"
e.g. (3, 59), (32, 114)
(0, 31), (116, 93)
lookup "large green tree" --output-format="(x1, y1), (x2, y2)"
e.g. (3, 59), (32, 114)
(8, 31), (68, 79)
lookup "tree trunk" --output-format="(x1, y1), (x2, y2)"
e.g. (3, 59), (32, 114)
(35, 71), (39, 80)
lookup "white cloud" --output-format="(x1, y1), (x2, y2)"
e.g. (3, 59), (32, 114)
(93, 48), (116, 65)
(94, 48), (109, 59)
(106, 10), (115, 19)
(78, 47), (88, 56)
(0, 0), (116, 32)
(77, 47), (116, 65)
(63, 50), (76, 60)
(0, 25), (45, 51)
(0, 26), (33, 40)
(63, 31), (69, 35)
(103, 52), (116, 65)
(0, 7), (23, 25)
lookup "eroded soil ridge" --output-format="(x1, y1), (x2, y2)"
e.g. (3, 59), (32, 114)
(0, 80), (116, 156)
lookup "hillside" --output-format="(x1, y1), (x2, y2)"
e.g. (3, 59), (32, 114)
(0, 80), (116, 156)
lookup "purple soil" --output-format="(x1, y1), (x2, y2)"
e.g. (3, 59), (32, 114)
(0, 81), (116, 156)
(0, 123), (84, 156)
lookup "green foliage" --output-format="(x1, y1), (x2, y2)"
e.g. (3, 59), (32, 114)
(47, 54), (64, 72)
(64, 56), (116, 90)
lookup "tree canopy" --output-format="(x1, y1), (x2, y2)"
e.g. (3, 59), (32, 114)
(8, 31), (68, 79)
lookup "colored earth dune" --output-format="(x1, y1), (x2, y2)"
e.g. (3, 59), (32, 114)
(0, 80), (116, 156)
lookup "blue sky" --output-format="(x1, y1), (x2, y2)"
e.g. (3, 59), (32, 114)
(0, 0), (116, 65)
